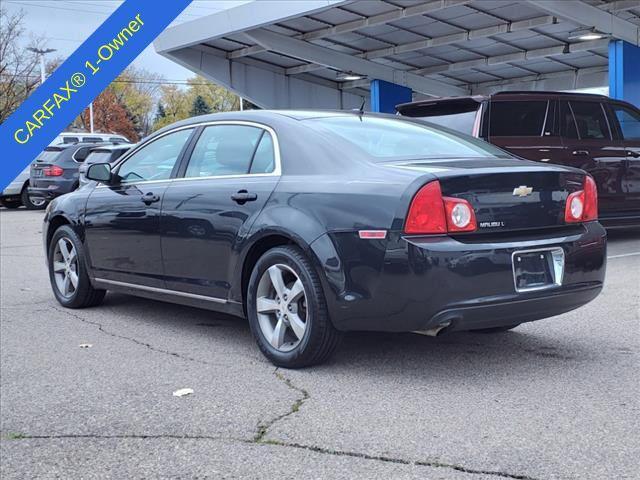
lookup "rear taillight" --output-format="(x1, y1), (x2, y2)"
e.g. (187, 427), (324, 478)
(565, 176), (598, 223)
(43, 165), (63, 177)
(404, 181), (477, 234)
(583, 175), (598, 221)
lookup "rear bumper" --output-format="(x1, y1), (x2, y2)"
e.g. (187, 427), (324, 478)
(313, 222), (606, 332)
(28, 184), (70, 200)
(599, 213), (640, 229)
(1, 180), (25, 198)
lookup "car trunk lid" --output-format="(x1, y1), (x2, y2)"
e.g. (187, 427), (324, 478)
(387, 158), (585, 232)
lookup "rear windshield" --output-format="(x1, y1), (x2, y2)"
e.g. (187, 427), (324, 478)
(36, 149), (64, 162)
(415, 110), (477, 135)
(85, 151), (113, 164)
(306, 116), (508, 160)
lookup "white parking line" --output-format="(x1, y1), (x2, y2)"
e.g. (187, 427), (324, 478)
(608, 252), (640, 259)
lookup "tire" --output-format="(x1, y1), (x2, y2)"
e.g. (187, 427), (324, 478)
(247, 245), (342, 368)
(0, 198), (21, 209)
(21, 187), (47, 210)
(472, 324), (520, 334)
(48, 225), (106, 308)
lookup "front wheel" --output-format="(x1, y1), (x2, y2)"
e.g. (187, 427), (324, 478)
(247, 246), (342, 368)
(48, 225), (106, 308)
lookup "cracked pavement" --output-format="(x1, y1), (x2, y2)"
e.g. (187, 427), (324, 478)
(1, 209), (639, 479)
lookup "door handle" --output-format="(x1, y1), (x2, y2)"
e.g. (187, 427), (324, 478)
(141, 192), (160, 205)
(231, 190), (257, 204)
(572, 150), (590, 156)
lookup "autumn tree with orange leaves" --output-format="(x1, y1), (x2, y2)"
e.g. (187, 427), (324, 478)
(80, 88), (138, 142)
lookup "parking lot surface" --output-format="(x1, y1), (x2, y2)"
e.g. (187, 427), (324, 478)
(1, 209), (638, 479)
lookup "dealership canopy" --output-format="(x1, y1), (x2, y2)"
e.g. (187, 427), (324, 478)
(155, 0), (640, 110)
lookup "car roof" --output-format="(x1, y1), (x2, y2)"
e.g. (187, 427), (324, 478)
(89, 144), (133, 152)
(398, 91), (612, 112)
(59, 132), (127, 137)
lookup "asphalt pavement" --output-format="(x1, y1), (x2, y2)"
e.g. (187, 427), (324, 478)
(1, 209), (638, 479)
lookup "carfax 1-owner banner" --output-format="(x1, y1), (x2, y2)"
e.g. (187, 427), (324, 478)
(0, 0), (192, 190)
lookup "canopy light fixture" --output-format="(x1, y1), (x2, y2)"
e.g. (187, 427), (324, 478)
(337, 73), (364, 81)
(568, 28), (609, 41)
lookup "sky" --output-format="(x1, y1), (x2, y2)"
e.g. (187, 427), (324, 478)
(4, 0), (251, 83)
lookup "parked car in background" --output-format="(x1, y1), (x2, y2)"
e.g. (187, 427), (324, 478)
(43, 111), (605, 367)
(0, 164), (47, 210)
(397, 91), (640, 228)
(0, 133), (130, 210)
(79, 144), (133, 187)
(29, 143), (109, 202)
(51, 132), (129, 145)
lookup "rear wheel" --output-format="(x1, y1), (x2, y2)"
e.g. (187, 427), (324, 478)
(21, 186), (46, 210)
(0, 198), (21, 209)
(247, 246), (342, 368)
(48, 225), (106, 308)
(473, 324), (520, 334)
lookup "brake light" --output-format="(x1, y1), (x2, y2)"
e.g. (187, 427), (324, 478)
(565, 176), (598, 223)
(583, 175), (598, 221)
(404, 181), (477, 234)
(43, 165), (63, 177)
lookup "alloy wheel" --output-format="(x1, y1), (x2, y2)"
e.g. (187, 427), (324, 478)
(256, 264), (308, 352)
(30, 196), (46, 207)
(52, 237), (79, 298)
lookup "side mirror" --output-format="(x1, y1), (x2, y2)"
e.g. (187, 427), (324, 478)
(86, 163), (112, 183)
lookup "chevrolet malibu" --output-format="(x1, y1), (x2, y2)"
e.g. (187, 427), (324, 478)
(43, 111), (606, 367)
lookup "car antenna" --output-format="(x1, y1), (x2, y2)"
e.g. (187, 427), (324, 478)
(354, 98), (365, 120)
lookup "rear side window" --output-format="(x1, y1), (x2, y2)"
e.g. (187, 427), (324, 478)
(568, 101), (610, 140)
(62, 137), (79, 144)
(73, 147), (92, 162)
(83, 137), (104, 143)
(611, 104), (640, 140)
(489, 101), (548, 137)
(185, 125), (264, 178)
(249, 132), (275, 174)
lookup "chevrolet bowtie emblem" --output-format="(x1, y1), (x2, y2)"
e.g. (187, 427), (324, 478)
(513, 185), (533, 197)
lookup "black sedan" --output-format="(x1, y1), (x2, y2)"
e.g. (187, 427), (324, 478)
(43, 111), (606, 367)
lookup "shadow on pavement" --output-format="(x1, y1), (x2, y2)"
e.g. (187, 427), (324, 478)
(99, 292), (594, 377)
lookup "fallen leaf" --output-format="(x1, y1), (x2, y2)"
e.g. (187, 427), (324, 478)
(173, 388), (194, 397)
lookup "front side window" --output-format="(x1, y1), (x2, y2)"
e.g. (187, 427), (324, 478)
(611, 104), (640, 140)
(307, 116), (509, 160)
(185, 125), (268, 178)
(569, 101), (610, 140)
(117, 128), (192, 183)
(62, 137), (79, 144)
(489, 101), (548, 137)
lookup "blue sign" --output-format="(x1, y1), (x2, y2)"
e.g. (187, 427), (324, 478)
(0, 0), (192, 190)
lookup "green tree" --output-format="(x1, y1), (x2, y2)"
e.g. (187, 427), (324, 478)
(190, 94), (211, 116)
(155, 101), (166, 122)
(185, 75), (239, 112)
